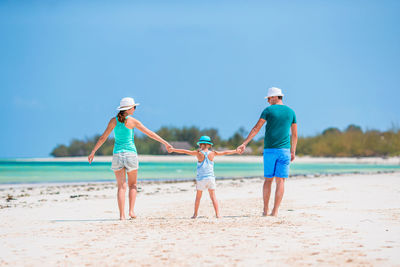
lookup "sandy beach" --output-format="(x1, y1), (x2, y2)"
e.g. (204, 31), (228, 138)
(0, 172), (399, 266)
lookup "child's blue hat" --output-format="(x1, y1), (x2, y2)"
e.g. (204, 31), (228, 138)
(197, 136), (213, 146)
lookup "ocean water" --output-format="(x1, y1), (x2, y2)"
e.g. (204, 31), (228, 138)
(0, 160), (399, 184)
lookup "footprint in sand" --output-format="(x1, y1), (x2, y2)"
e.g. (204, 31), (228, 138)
(326, 187), (337, 191)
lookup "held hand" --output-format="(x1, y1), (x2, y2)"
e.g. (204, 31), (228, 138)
(237, 144), (246, 154)
(88, 152), (95, 164)
(291, 152), (295, 162)
(165, 144), (174, 153)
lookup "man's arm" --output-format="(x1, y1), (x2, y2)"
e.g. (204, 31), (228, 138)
(290, 123), (298, 162)
(237, 118), (266, 154)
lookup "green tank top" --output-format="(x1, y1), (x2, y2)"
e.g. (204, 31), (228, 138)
(113, 116), (137, 154)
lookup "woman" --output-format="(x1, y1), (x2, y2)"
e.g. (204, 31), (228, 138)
(88, 97), (172, 220)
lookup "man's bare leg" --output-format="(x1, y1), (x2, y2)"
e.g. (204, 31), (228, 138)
(127, 169), (138, 219)
(114, 168), (127, 220)
(208, 189), (220, 218)
(270, 177), (285, 216)
(263, 178), (274, 216)
(192, 190), (202, 219)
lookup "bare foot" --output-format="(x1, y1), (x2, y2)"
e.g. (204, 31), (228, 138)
(120, 216), (126, 220)
(216, 214), (221, 219)
(191, 214), (197, 219)
(262, 211), (268, 216)
(270, 209), (278, 217)
(129, 212), (136, 219)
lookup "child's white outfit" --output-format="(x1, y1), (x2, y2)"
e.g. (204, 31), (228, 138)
(196, 150), (216, 191)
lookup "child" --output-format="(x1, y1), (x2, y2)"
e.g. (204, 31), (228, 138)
(170, 136), (239, 218)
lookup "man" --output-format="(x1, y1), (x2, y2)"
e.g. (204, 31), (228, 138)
(237, 87), (297, 216)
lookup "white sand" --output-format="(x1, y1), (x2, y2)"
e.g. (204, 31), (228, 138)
(0, 173), (399, 266)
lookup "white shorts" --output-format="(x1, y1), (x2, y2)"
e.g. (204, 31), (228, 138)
(111, 152), (139, 172)
(196, 179), (216, 191)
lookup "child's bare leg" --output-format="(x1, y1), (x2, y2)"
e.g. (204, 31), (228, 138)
(127, 169), (138, 218)
(114, 168), (127, 220)
(208, 189), (220, 218)
(192, 190), (202, 219)
(263, 178), (273, 216)
(271, 177), (285, 216)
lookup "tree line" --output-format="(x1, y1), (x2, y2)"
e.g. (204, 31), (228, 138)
(51, 124), (400, 157)
(297, 125), (400, 157)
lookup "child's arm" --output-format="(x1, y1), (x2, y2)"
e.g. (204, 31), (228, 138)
(208, 149), (238, 161)
(214, 149), (239, 156)
(171, 148), (199, 156)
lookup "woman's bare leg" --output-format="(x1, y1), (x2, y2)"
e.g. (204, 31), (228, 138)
(114, 168), (127, 220)
(127, 169), (138, 218)
(208, 189), (220, 218)
(192, 190), (202, 219)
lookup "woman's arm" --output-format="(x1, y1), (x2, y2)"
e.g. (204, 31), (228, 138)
(132, 118), (172, 151)
(88, 118), (116, 164)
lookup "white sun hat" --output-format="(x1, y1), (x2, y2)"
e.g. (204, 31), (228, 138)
(116, 97), (140, 111)
(265, 87), (284, 98)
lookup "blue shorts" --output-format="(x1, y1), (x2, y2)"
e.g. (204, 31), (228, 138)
(263, 148), (291, 178)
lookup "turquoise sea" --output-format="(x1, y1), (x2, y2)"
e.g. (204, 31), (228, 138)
(0, 159), (399, 184)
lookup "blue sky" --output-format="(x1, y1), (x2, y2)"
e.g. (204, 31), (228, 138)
(0, 0), (399, 158)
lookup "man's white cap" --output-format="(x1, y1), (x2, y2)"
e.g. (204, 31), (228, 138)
(117, 97), (140, 111)
(265, 87), (284, 98)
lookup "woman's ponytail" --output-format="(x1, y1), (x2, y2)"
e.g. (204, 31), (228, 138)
(117, 111), (126, 123)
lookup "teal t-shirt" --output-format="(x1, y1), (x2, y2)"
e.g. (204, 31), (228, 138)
(260, 105), (297, 149)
